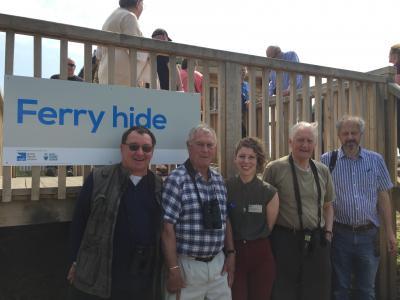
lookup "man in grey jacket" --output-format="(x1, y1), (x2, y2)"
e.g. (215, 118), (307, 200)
(67, 126), (163, 300)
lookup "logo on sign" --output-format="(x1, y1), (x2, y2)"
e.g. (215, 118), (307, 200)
(44, 153), (49, 160)
(17, 152), (27, 161)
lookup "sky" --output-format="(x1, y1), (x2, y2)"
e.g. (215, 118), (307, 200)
(0, 0), (399, 90)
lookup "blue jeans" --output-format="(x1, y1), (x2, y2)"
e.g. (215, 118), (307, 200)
(332, 225), (379, 300)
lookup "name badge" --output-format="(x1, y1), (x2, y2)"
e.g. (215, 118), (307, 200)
(248, 204), (263, 213)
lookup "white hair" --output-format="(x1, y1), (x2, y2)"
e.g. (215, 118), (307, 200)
(289, 122), (318, 142)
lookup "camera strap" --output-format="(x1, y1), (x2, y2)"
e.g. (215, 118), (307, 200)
(288, 154), (322, 231)
(184, 159), (205, 208)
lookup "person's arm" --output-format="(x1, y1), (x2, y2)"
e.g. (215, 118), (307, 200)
(323, 201), (334, 242)
(67, 173), (93, 283)
(222, 218), (235, 287)
(395, 74), (400, 85)
(266, 192), (279, 231)
(378, 190), (397, 255)
(161, 222), (186, 293)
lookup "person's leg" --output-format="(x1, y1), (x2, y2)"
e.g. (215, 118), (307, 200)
(270, 228), (300, 300)
(204, 251), (231, 300)
(232, 241), (248, 300)
(301, 231), (331, 300)
(353, 228), (380, 300)
(332, 226), (354, 300)
(247, 239), (276, 300)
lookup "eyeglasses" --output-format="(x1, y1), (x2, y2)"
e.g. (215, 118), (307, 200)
(68, 63), (76, 68)
(123, 143), (153, 153)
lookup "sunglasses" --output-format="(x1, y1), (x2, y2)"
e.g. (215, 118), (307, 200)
(68, 63), (76, 67)
(123, 143), (153, 153)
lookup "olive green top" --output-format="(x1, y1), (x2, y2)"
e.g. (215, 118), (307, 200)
(263, 155), (335, 230)
(226, 175), (277, 240)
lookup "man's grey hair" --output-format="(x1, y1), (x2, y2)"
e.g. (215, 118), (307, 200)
(289, 121), (318, 142)
(336, 115), (365, 133)
(186, 123), (217, 145)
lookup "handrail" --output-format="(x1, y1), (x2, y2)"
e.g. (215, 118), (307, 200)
(0, 13), (386, 84)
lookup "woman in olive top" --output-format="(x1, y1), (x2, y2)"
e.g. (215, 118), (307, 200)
(226, 137), (279, 300)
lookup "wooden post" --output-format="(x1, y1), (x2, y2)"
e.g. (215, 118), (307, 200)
(314, 76), (323, 159)
(217, 62), (226, 176)
(262, 69), (270, 159)
(31, 35), (42, 201)
(150, 52), (157, 89)
(302, 75), (311, 121)
(224, 62), (241, 178)
(202, 60), (210, 124)
(2, 31), (14, 203)
(129, 49), (138, 87)
(275, 71), (284, 158)
(248, 66), (257, 137)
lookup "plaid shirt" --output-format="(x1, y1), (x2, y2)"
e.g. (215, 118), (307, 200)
(162, 164), (227, 257)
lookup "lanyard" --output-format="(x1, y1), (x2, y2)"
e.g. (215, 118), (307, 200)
(288, 154), (322, 231)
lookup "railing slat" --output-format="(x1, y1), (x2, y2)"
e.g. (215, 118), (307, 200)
(202, 60), (210, 124)
(289, 73), (297, 127)
(302, 75), (311, 121)
(150, 52), (157, 89)
(275, 71), (284, 157)
(107, 46), (115, 85)
(188, 59), (195, 93)
(129, 49), (137, 87)
(314, 76), (322, 159)
(261, 69), (270, 159)
(2, 31), (15, 203)
(217, 61), (226, 176)
(248, 66), (257, 137)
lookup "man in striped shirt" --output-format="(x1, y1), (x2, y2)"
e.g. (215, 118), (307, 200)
(321, 115), (396, 300)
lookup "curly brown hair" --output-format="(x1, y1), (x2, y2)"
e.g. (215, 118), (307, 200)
(234, 137), (266, 173)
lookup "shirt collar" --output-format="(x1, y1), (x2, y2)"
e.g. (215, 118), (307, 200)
(338, 146), (364, 159)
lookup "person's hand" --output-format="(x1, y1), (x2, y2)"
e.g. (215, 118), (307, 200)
(283, 89), (290, 96)
(67, 263), (76, 284)
(386, 231), (397, 255)
(166, 267), (186, 295)
(325, 231), (333, 243)
(222, 254), (235, 287)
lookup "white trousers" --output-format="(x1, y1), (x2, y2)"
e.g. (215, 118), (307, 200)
(165, 251), (231, 300)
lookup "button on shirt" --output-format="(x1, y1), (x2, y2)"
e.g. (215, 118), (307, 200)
(162, 164), (227, 257)
(321, 147), (393, 226)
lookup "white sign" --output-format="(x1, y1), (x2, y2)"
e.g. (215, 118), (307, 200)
(3, 75), (200, 166)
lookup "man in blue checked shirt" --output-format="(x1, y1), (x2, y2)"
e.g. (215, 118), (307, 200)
(162, 124), (235, 300)
(321, 115), (396, 300)
(266, 46), (303, 97)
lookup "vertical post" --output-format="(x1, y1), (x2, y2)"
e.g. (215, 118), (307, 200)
(275, 71), (284, 158)
(129, 49), (138, 87)
(58, 39), (68, 200)
(31, 35), (42, 201)
(289, 73), (297, 127)
(326, 77), (334, 151)
(225, 62), (241, 177)
(107, 46), (115, 85)
(2, 31), (15, 203)
(202, 60), (211, 124)
(217, 62), (226, 176)
(262, 69), (270, 159)
(314, 76), (323, 159)
(150, 52), (157, 89)
(188, 59), (195, 93)
(302, 75), (311, 121)
(248, 66), (257, 137)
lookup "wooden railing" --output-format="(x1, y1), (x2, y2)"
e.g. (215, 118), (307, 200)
(0, 13), (398, 299)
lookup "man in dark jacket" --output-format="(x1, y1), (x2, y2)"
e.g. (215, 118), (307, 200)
(67, 126), (163, 300)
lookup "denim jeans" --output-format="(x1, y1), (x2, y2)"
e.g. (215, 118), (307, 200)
(332, 225), (379, 300)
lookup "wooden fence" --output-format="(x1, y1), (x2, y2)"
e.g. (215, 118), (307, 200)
(0, 13), (399, 299)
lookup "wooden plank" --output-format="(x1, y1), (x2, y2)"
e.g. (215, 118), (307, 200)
(107, 46), (115, 85)
(262, 69), (270, 159)
(289, 73), (297, 127)
(217, 62), (226, 176)
(248, 66), (257, 137)
(314, 76), (323, 159)
(368, 83), (378, 151)
(333, 87), (339, 149)
(188, 58), (195, 93)
(83, 43), (93, 82)
(150, 52), (157, 89)
(348, 81), (357, 115)
(270, 104), (276, 160)
(2, 31), (15, 203)
(169, 55), (177, 91)
(337, 79), (346, 118)
(225, 62), (241, 177)
(275, 71), (284, 157)
(302, 75), (311, 121)
(31, 35), (42, 201)
(58, 40), (68, 200)
(129, 48), (137, 87)
(326, 77), (334, 151)
(360, 82), (368, 147)
(202, 60), (211, 124)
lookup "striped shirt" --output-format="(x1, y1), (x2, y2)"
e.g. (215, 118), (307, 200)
(162, 164), (227, 257)
(321, 147), (393, 226)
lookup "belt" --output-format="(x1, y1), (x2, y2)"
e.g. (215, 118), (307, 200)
(334, 222), (375, 232)
(193, 256), (215, 263)
(274, 224), (319, 234)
